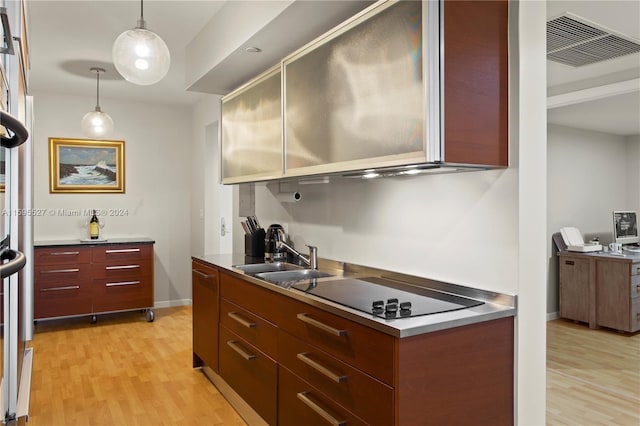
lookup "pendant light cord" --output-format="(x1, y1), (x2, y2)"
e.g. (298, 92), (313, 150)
(90, 67), (106, 111)
(95, 69), (100, 109)
(137, 0), (146, 29)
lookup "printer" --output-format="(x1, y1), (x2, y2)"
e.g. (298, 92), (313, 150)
(560, 227), (603, 252)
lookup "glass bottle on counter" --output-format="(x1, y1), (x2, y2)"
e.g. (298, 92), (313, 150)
(89, 210), (100, 240)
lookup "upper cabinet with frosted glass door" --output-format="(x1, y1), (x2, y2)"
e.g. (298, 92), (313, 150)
(282, 0), (508, 177)
(220, 66), (282, 184)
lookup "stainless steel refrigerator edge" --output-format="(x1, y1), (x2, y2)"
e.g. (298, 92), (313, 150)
(1, 1), (33, 423)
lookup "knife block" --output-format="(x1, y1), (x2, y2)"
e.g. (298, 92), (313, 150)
(245, 228), (266, 258)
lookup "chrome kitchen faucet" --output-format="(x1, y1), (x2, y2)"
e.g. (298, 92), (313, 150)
(276, 241), (318, 269)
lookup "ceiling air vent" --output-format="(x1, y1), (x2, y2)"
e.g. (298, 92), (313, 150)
(547, 12), (640, 67)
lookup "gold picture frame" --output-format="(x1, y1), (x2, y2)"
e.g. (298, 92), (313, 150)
(49, 137), (125, 193)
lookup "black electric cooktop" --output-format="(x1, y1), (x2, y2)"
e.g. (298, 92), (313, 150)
(292, 277), (484, 319)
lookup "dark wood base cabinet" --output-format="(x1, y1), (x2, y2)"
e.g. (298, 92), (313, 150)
(192, 264), (514, 426)
(396, 318), (514, 425)
(34, 241), (154, 321)
(278, 366), (368, 426)
(219, 326), (278, 426)
(192, 260), (219, 370)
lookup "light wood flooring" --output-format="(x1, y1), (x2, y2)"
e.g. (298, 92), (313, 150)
(28, 306), (246, 426)
(547, 319), (640, 426)
(27, 307), (640, 425)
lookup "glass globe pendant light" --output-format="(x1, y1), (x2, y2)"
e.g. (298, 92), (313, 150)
(112, 0), (170, 85)
(81, 67), (114, 139)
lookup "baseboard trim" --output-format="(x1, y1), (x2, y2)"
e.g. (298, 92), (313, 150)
(547, 311), (560, 321)
(154, 299), (192, 309)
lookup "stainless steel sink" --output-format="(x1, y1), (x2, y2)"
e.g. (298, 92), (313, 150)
(232, 262), (303, 275)
(255, 269), (333, 284)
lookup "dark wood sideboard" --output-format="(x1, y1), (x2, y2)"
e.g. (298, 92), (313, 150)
(34, 238), (155, 323)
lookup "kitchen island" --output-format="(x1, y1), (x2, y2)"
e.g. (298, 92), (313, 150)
(193, 254), (516, 426)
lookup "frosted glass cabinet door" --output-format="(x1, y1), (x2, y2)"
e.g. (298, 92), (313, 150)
(283, 1), (427, 177)
(221, 66), (282, 184)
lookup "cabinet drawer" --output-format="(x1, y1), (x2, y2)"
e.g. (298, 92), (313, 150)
(91, 244), (153, 262)
(278, 329), (393, 426)
(35, 247), (90, 265)
(92, 258), (153, 279)
(35, 265), (92, 284)
(92, 276), (153, 313)
(34, 282), (92, 319)
(220, 299), (277, 358)
(220, 272), (280, 322)
(274, 296), (394, 386)
(279, 366), (367, 426)
(631, 274), (640, 298)
(632, 262), (640, 276)
(219, 326), (277, 425)
(632, 298), (640, 333)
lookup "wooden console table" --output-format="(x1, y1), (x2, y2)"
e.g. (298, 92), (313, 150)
(34, 238), (155, 323)
(558, 250), (640, 332)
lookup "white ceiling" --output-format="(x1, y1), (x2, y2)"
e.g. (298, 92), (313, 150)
(25, 0), (371, 106)
(25, 1), (640, 135)
(26, 0), (230, 106)
(546, 0), (640, 136)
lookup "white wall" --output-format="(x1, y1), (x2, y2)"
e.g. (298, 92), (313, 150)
(251, 171), (517, 292)
(190, 95), (233, 257)
(190, 96), (216, 256)
(627, 135), (640, 209)
(32, 91), (192, 307)
(515, 2), (548, 424)
(547, 124), (639, 313)
(548, 124), (632, 237)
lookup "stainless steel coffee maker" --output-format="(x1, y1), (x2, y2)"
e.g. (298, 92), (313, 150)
(265, 224), (286, 261)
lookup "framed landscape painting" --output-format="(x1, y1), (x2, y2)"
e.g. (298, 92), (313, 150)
(49, 137), (125, 193)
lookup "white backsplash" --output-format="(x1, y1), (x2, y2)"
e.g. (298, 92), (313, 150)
(245, 168), (518, 295)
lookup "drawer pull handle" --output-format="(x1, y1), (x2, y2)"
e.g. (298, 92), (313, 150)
(105, 248), (141, 254)
(105, 280), (140, 287)
(296, 392), (346, 426)
(40, 268), (80, 274)
(227, 340), (256, 361)
(565, 260), (574, 265)
(192, 269), (213, 279)
(297, 313), (347, 337)
(49, 251), (80, 256)
(297, 353), (347, 383)
(40, 285), (80, 292)
(227, 312), (256, 328)
(105, 265), (140, 271)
